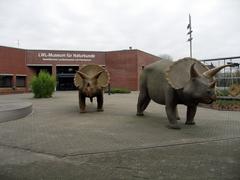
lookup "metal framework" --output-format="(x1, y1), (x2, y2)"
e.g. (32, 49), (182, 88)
(201, 56), (240, 88)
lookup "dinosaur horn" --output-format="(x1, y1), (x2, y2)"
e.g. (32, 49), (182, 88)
(77, 71), (89, 79)
(208, 80), (217, 88)
(92, 71), (103, 79)
(203, 64), (232, 78)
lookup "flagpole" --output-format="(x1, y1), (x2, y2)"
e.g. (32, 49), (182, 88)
(187, 14), (193, 58)
(189, 14), (192, 57)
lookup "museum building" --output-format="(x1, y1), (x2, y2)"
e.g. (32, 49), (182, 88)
(0, 45), (160, 94)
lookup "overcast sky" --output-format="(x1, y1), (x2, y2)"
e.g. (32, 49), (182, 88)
(0, 0), (239, 60)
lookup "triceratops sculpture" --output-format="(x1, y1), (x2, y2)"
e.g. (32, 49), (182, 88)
(137, 57), (232, 129)
(74, 64), (110, 113)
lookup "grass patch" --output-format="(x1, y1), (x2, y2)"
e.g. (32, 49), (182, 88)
(105, 87), (131, 94)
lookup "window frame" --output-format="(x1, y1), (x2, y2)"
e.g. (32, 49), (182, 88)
(16, 75), (27, 87)
(0, 74), (13, 88)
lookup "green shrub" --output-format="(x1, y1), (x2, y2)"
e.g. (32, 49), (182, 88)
(105, 87), (131, 94)
(31, 71), (56, 98)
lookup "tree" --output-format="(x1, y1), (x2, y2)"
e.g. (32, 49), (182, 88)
(158, 54), (173, 61)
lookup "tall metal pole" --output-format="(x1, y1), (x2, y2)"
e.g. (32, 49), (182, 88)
(187, 14), (193, 58)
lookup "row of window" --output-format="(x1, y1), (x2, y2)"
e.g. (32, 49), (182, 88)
(0, 75), (26, 88)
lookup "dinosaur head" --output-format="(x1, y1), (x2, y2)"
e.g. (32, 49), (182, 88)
(74, 64), (110, 97)
(166, 58), (231, 104)
(76, 71), (103, 97)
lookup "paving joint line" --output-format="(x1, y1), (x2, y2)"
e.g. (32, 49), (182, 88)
(65, 136), (240, 157)
(0, 142), (65, 158)
(0, 136), (239, 159)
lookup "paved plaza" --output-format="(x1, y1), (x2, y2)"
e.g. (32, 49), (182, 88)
(0, 91), (239, 179)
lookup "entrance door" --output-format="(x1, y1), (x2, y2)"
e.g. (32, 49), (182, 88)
(56, 66), (78, 90)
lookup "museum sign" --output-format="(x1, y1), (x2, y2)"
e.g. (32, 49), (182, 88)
(38, 52), (95, 61)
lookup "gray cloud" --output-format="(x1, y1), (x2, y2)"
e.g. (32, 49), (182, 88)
(0, 0), (239, 60)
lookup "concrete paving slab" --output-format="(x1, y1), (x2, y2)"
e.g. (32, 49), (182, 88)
(0, 91), (239, 179)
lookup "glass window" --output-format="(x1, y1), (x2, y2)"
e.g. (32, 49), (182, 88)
(0, 75), (13, 87)
(16, 76), (26, 87)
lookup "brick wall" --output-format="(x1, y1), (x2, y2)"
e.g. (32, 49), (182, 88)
(0, 46), (160, 94)
(136, 50), (161, 89)
(105, 50), (138, 90)
(0, 46), (28, 94)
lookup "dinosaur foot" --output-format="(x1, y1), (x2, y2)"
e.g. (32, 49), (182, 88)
(167, 123), (181, 130)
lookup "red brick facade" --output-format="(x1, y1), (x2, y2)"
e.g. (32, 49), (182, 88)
(0, 46), (160, 94)
(0, 46), (27, 94)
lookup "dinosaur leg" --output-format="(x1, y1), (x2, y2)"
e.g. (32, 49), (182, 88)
(185, 105), (197, 125)
(166, 104), (180, 129)
(165, 89), (180, 129)
(137, 88), (150, 116)
(97, 92), (104, 112)
(174, 106), (180, 120)
(79, 91), (86, 113)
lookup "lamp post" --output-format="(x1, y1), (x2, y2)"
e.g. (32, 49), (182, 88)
(187, 14), (193, 58)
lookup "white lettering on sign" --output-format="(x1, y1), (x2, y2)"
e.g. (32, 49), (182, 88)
(37, 52), (95, 61)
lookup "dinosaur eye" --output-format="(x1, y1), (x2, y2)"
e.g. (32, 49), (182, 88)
(207, 90), (212, 95)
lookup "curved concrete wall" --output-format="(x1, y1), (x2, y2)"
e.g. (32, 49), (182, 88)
(0, 102), (32, 122)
